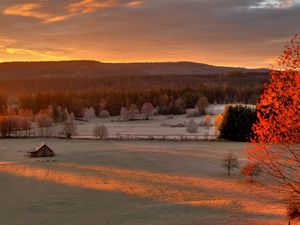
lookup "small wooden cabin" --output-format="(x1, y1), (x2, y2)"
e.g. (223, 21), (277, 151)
(29, 143), (55, 157)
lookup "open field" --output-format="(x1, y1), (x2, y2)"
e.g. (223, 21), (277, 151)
(9, 104), (254, 140)
(75, 114), (218, 139)
(32, 104), (230, 139)
(28, 114), (219, 140)
(0, 139), (291, 225)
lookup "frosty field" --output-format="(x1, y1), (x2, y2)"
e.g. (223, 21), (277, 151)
(0, 139), (289, 225)
(29, 104), (232, 140)
(74, 115), (218, 139)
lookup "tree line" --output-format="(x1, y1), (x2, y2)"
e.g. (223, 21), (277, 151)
(0, 72), (268, 118)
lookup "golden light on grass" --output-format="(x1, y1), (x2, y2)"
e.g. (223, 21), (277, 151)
(0, 162), (285, 218)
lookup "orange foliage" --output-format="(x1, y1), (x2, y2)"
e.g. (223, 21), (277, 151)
(214, 113), (224, 129)
(241, 162), (261, 183)
(248, 35), (300, 206)
(252, 35), (300, 145)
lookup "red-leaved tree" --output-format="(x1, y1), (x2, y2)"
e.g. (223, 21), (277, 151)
(248, 35), (300, 206)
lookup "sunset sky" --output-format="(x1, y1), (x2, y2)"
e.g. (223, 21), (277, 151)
(0, 0), (299, 68)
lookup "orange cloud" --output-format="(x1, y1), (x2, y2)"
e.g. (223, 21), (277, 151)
(68, 0), (118, 14)
(2, 3), (68, 23)
(126, 0), (144, 7)
(0, 37), (15, 49)
(45, 15), (71, 23)
(3, 3), (47, 20)
(2, 0), (139, 23)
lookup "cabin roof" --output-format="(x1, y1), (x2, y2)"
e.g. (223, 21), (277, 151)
(30, 143), (53, 153)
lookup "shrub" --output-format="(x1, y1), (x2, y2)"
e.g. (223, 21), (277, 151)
(241, 162), (261, 183)
(99, 110), (110, 118)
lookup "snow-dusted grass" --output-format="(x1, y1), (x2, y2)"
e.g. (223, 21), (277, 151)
(0, 139), (287, 225)
(27, 104), (256, 140)
(74, 114), (218, 138)
(66, 104), (255, 139)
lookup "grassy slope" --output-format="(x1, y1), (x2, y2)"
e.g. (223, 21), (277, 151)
(0, 139), (288, 225)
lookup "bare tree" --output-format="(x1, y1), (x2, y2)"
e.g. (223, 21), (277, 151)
(99, 99), (107, 112)
(62, 108), (70, 122)
(93, 124), (108, 140)
(152, 107), (159, 116)
(175, 97), (186, 113)
(120, 107), (128, 121)
(0, 115), (18, 137)
(56, 106), (63, 122)
(35, 113), (54, 137)
(128, 104), (138, 120)
(17, 116), (32, 137)
(195, 96), (209, 115)
(61, 116), (77, 139)
(141, 102), (154, 120)
(83, 107), (96, 122)
(120, 104), (139, 121)
(222, 153), (239, 176)
(187, 119), (198, 133)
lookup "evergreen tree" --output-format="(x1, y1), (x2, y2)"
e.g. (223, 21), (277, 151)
(220, 105), (257, 142)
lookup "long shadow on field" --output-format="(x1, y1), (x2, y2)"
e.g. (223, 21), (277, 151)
(0, 162), (284, 220)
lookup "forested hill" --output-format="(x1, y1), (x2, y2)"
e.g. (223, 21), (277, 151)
(0, 60), (268, 78)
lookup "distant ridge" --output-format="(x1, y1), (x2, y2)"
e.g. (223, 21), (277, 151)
(0, 60), (269, 78)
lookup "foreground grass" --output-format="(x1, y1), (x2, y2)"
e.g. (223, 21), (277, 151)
(0, 139), (288, 225)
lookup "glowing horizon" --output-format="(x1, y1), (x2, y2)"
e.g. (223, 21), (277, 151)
(0, 58), (273, 69)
